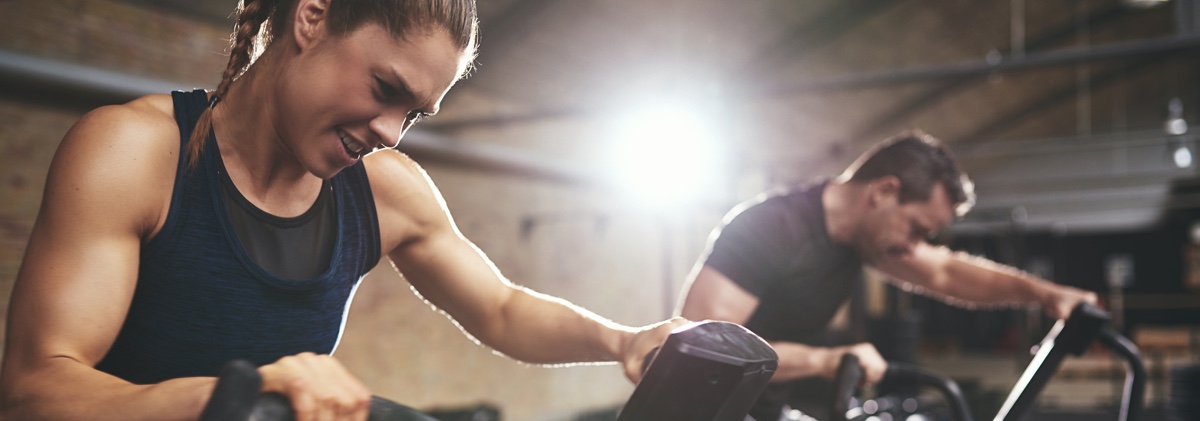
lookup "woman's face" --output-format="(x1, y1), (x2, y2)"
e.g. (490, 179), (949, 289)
(276, 23), (464, 178)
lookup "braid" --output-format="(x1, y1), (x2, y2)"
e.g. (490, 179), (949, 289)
(186, 0), (276, 170)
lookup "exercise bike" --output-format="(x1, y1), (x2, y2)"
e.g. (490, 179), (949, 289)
(201, 320), (780, 421)
(831, 303), (1146, 421)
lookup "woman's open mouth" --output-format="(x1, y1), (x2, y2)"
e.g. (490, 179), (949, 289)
(338, 129), (366, 160)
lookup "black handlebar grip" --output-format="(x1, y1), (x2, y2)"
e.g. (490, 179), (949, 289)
(250, 393), (295, 420)
(249, 392), (442, 421)
(882, 361), (920, 385)
(641, 347), (660, 375)
(616, 320), (778, 421)
(199, 360), (263, 421)
(1098, 325), (1145, 421)
(202, 360), (441, 421)
(831, 353), (864, 420)
(881, 363), (975, 421)
(833, 360), (975, 421)
(1059, 302), (1110, 356)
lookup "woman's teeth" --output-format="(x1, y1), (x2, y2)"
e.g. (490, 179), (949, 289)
(340, 133), (364, 155)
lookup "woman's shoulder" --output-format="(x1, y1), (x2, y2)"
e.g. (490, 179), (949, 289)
(51, 94), (184, 197)
(83, 93), (176, 131)
(65, 94), (180, 152)
(361, 150), (454, 247)
(43, 94), (188, 236)
(361, 150), (441, 206)
(66, 94), (180, 154)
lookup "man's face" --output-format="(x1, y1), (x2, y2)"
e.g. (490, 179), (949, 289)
(857, 182), (955, 263)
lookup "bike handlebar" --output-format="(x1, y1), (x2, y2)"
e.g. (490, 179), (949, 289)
(831, 353), (863, 419)
(995, 302), (1145, 421)
(199, 360), (437, 421)
(831, 354), (975, 421)
(833, 303), (1145, 421)
(1098, 324), (1146, 421)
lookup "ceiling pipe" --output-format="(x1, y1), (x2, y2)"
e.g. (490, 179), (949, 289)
(1190, 0), (1200, 34)
(0, 49), (602, 187)
(397, 130), (605, 187)
(851, 2), (1134, 145)
(428, 35), (1200, 131)
(752, 35), (1200, 97)
(0, 50), (197, 102)
(1175, 0), (1196, 35)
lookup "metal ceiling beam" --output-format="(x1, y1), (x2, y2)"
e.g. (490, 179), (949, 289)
(427, 1), (899, 132)
(955, 129), (1185, 161)
(750, 35), (1200, 97)
(0, 49), (601, 187)
(1175, 0), (1198, 35)
(428, 32), (1200, 132)
(395, 131), (601, 187)
(0, 50), (199, 105)
(732, 0), (899, 80)
(951, 56), (1169, 148)
(419, 106), (590, 132)
(851, 3), (1133, 142)
(117, 0), (234, 27)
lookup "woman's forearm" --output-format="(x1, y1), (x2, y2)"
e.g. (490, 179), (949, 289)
(1, 357), (215, 421)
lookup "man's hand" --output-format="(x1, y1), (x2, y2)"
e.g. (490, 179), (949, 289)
(1040, 284), (1099, 320)
(823, 343), (887, 387)
(257, 353), (372, 421)
(620, 317), (691, 384)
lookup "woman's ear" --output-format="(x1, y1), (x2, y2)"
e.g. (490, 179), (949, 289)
(292, 0), (331, 50)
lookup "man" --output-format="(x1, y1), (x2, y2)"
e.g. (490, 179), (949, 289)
(676, 131), (1097, 420)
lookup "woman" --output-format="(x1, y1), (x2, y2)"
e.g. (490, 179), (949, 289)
(0, 0), (684, 420)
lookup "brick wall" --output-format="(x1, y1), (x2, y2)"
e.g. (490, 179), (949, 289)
(0, 1), (729, 419)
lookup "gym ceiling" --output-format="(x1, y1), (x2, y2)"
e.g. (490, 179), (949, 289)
(21, 0), (1200, 233)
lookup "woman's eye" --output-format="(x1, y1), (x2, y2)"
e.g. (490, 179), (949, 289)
(376, 78), (399, 99)
(407, 110), (430, 123)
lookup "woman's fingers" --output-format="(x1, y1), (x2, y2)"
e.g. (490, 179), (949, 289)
(259, 353), (371, 421)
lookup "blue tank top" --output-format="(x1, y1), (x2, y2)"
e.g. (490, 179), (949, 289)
(96, 89), (382, 384)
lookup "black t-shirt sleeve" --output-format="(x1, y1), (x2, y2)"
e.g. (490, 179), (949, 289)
(703, 195), (798, 298)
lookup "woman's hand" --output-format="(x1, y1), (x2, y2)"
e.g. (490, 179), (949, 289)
(620, 317), (692, 384)
(257, 353), (372, 421)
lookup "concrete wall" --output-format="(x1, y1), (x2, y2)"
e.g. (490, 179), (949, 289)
(0, 1), (738, 419)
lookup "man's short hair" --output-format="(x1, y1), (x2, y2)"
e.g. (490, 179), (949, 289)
(844, 130), (976, 216)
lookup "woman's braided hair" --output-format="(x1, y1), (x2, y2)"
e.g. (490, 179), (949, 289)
(186, 0), (479, 170)
(186, 0), (273, 170)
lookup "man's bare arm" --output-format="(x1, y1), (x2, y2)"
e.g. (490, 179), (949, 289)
(677, 265), (887, 384)
(873, 242), (1098, 319)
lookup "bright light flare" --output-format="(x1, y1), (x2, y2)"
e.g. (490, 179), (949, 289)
(1175, 144), (1192, 168)
(607, 102), (725, 208)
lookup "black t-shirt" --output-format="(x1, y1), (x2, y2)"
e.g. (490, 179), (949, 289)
(704, 180), (864, 342)
(702, 180), (864, 419)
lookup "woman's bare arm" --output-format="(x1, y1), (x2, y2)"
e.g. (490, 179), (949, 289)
(366, 151), (683, 383)
(0, 97), (218, 421)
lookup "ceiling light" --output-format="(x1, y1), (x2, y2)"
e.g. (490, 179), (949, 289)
(1166, 97), (1189, 136)
(1174, 144), (1192, 168)
(1122, 0), (1169, 9)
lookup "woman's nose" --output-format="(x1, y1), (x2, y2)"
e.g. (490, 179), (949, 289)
(370, 113), (407, 149)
